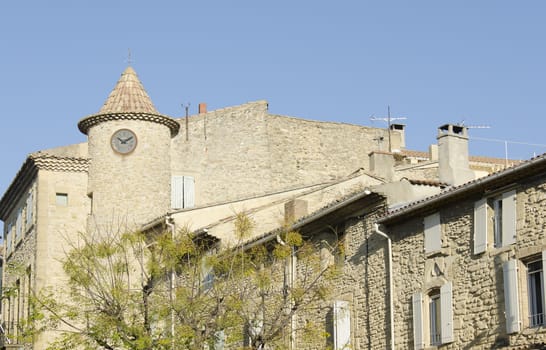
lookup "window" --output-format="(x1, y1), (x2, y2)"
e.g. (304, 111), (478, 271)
(474, 190), (516, 254)
(171, 176), (195, 209)
(503, 253), (546, 334)
(492, 196), (503, 247)
(412, 282), (453, 349)
(527, 258), (544, 327)
(56, 193), (68, 206)
(424, 213), (441, 254)
(429, 292), (441, 345)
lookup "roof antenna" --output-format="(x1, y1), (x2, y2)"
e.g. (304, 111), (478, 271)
(183, 102), (190, 141)
(370, 106), (407, 152)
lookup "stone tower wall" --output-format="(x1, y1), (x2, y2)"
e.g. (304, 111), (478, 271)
(87, 119), (171, 229)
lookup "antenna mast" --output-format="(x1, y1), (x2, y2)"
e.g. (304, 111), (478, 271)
(183, 103), (190, 141)
(370, 106), (407, 152)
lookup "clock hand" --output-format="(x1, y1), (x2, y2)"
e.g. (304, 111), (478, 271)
(122, 136), (134, 143)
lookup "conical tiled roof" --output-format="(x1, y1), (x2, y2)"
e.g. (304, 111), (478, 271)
(98, 66), (158, 114)
(78, 66), (180, 136)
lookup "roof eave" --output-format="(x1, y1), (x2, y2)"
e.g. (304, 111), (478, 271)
(378, 154), (546, 225)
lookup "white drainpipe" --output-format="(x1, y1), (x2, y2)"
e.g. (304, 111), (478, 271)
(166, 216), (175, 350)
(373, 223), (394, 350)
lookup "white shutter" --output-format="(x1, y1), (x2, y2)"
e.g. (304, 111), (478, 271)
(473, 199), (488, 254)
(26, 191), (33, 226)
(171, 176), (184, 209)
(424, 213), (441, 253)
(503, 259), (520, 333)
(333, 300), (350, 350)
(440, 282), (454, 343)
(412, 292), (424, 350)
(183, 176), (195, 208)
(15, 208), (22, 241)
(214, 330), (225, 350)
(502, 190), (516, 246)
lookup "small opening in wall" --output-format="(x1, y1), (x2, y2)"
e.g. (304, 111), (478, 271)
(56, 193), (68, 206)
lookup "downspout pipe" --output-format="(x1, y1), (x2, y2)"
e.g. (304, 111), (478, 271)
(373, 223), (394, 350)
(166, 216), (175, 350)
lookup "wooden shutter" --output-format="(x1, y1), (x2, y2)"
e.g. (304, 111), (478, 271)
(424, 213), (441, 253)
(183, 176), (195, 208)
(412, 292), (424, 350)
(440, 282), (454, 343)
(502, 190), (516, 246)
(473, 199), (488, 254)
(15, 208), (22, 241)
(542, 251), (546, 323)
(171, 176), (184, 209)
(25, 191), (33, 226)
(214, 330), (225, 350)
(503, 259), (520, 333)
(333, 300), (350, 350)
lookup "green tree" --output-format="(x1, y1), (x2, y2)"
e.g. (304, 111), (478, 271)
(24, 214), (338, 350)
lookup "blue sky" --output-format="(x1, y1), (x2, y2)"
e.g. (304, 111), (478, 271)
(1, 1), (546, 197)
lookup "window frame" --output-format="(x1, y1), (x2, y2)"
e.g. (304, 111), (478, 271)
(473, 189), (517, 254)
(412, 282), (453, 349)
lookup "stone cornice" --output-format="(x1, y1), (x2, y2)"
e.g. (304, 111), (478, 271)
(78, 112), (180, 137)
(0, 154), (89, 221)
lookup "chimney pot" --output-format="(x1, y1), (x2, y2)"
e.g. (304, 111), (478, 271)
(198, 103), (207, 114)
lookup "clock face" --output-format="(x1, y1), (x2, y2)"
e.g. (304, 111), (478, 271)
(111, 129), (137, 154)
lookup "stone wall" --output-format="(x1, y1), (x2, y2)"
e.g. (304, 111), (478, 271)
(171, 101), (388, 206)
(377, 173), (546, 349)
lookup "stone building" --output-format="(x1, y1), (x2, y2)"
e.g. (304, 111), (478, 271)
(0, 66), (516, 349)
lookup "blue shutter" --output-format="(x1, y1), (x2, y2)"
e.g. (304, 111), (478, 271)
(473, 199), (488, 254)
(412, 292), (424, 350)
(503, 259), (520, 333)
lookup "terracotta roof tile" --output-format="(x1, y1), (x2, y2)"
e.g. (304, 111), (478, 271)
(98, 66), (158, 114)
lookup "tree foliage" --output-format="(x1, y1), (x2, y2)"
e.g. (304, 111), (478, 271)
(23, 214), (339, 350)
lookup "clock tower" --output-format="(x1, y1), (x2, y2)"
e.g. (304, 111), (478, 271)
(78, 66), (179, 231)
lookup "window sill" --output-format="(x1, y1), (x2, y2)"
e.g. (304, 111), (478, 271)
(426, 247), (451, 259)
(521, 325), (546, 335)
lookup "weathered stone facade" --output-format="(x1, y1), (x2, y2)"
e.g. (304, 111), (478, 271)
(374, 155), (546, 349)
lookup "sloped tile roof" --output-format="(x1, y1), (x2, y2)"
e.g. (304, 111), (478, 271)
(379, 152), (546, 224)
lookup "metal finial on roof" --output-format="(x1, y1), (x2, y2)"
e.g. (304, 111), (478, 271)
(127, 48), (132, 66)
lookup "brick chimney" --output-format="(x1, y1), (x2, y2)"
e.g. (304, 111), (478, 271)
(198, 103), (207, 114)
(437, 124), (475, 186)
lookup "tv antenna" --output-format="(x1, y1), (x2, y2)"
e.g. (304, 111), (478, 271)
(456, 120), (491, 130)
(370, 106), (407, 152)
